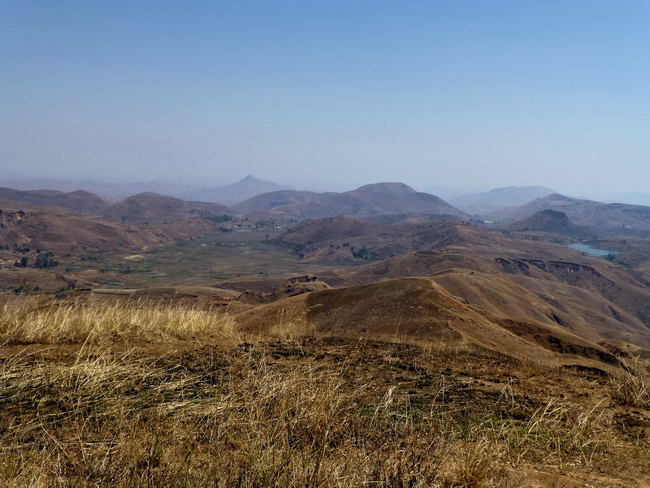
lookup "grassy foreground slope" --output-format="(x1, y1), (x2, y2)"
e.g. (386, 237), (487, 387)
(1, 296), (650, 487)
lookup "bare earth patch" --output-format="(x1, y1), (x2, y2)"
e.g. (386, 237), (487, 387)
(123, 254), (144, 261)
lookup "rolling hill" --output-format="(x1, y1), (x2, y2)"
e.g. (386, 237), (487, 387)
(233, 276), (625, 370)
(0, 188), (109, 213)
(274, 216), (465, 261)
(0, 199), (222, 254)
(234, 182), (467, 220)
(505, 209), (595, 238)
(231, 190), (326, 215)
(264, 215), (650, 348)
(103, 192), (229, 224)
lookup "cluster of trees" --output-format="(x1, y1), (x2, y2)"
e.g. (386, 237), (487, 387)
(351, 246), (371, 260)
(205, 214), (233, 223)
(14, 252), (59, 269)
(35, 252), (60, 269)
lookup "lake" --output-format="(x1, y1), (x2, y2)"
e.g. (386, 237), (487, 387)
(566, 243), (620, 257)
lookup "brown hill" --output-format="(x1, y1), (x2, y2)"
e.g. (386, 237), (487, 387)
(361, 212), (451, 225)
(105, 193), (199, 223)
(105, 193), (231, 224)
(590, 237), (650, 272)
(246, 217), (650, 347)
(506, 209), (595, 238)
(0, 200), (221, 254)
(187, 201), (232, 215)
(290, 192), (387, 219)
(277, 216), (384, 247)
(275, 217), (466, 262)
(346, 182), (466, 216)
(234, 277), (623, 369)
(0, 188), (109, 213)
(231, 190), (326, 215)
(235, 191), (387, 219)
(232, 182), (466, 220)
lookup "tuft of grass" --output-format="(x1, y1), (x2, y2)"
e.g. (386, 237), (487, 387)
(265, 306), (316, 340)
(609, 358), (650, 409)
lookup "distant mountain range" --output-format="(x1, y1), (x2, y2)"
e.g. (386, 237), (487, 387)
(0, 188), (110, 213)
(0, 180), (468, 222)
(0, 175), (293, 205)
(233, 182), (467, 220)
(4, 176), (650, 240)
(488, 193), (650, 237)
(450, 186), (556, 214)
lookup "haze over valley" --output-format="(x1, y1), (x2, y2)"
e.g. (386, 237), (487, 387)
(3, 175), (650, 353)
(3, 1), (650, 485)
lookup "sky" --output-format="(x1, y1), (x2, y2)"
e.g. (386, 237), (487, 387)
(1, 0), (649, 197)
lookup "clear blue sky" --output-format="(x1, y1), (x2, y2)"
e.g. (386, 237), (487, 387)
(1, 0), (649, 196)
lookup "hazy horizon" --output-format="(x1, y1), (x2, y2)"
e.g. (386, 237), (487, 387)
(4, 171), (650, 207)
(2, 1), (649, 198)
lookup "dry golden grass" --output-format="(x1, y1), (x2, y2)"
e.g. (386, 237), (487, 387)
(0, 295), (238, 345)
(609, 358), (650, 409)
(1, 296), (649, 487)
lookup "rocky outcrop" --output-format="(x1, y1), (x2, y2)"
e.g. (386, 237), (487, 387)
(494, 258), (531, 275)
(495, 257), (615, 287)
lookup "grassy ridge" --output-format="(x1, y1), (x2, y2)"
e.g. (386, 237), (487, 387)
(1, 297), (649, 487)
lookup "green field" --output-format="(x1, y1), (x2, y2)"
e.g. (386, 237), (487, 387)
(60, 230), (346, 289)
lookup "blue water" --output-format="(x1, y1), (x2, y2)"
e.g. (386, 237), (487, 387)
(567, 243), (620, 257)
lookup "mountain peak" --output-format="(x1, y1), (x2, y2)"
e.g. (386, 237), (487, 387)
(212, 176), (295, 205)
(353, 182), (417, 194)
(241, 175), (261, 183)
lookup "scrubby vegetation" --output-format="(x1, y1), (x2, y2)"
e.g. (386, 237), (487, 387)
(1, 296), (649, 487)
